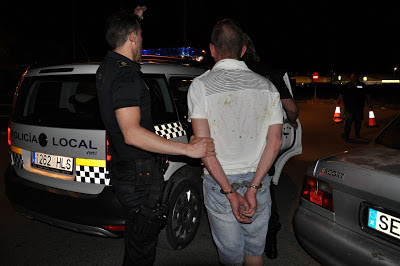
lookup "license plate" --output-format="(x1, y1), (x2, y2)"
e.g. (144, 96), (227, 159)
(32, 152), (74, 175)
(368, 208), (400, 241)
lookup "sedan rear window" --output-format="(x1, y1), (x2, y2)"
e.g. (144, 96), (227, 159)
(374, 115), (400, 150)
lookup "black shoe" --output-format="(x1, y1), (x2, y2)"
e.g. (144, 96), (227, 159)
(265, 244), (278, 259)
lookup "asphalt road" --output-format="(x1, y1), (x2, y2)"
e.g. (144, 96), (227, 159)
(0, 102), (398, 265)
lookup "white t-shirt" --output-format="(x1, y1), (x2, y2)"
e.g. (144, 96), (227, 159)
(187, 59), (283, 175)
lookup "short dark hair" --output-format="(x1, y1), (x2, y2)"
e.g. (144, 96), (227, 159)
(211, 18), (244, 59)
(105, 11), (141, 50)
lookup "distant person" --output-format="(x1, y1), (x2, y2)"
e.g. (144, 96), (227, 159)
(337, 73), (371, 141)
(96, 7), (215, 265)
(188, 18), (283, 265)
(242, 33), (299, 259)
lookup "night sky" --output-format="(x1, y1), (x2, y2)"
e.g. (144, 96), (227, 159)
(1, 1), (399, 76)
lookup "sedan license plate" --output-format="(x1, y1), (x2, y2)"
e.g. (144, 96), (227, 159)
(32, 152), (73, 175)
(368, 208), (400, 241)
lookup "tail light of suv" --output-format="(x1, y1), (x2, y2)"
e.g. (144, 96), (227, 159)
(106, 133), (111, 169)
(8, 122), (11, 147)
(301, 175), (334, 212)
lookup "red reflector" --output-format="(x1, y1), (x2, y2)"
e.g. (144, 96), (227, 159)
(301, 175), (334, 212)
(104, 225), (125, 231)
(310, 187), (323, 206)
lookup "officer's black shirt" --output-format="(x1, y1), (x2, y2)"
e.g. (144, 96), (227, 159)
(245, 60), (292, 99)
(340, 81), (368, 113)
(96, 51), (154, 162)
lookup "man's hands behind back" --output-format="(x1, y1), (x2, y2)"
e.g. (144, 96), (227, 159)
(226, 192), (252, 224)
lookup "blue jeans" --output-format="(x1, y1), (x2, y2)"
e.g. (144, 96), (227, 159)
(203, 173), (272, 265)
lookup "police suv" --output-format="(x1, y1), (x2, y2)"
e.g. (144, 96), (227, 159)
(6, 48), (302, 250)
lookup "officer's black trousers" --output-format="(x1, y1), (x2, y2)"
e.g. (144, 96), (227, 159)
(344, 109), (363, 139)
(110, 160), (159, 266)
(123, 212), (158, 266)
(266, 184), (281, 244)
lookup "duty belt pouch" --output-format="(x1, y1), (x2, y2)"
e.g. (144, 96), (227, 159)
(131, 156), (169, 241)
(135, 157), (155, 187)
(135, 156), (166, 205)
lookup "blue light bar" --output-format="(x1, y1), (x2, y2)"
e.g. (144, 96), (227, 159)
(142, 47), (204, 61)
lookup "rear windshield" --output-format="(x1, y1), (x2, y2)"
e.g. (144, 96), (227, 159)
(374, 114), (400, 150)
(12, 74), (177, 129)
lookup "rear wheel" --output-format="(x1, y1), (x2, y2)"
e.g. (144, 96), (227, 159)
(158, 178), (202, 250)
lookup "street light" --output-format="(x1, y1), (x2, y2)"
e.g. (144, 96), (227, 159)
(395, 67), (398, 78)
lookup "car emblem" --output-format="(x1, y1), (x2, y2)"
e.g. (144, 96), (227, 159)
(321, 167), (344, 179)
(39, 133), (48, 147)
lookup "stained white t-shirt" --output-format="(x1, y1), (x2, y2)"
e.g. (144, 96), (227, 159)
(188, 59), (283, 175)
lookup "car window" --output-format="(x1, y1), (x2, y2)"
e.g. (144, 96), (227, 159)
(12, 74), (103, 129)
(374, 115), (400, 150)
(143, 74), (177, 125)
(168, 76), (195, 135)
(12, 73), (178, 129)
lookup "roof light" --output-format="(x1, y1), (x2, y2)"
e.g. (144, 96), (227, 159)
(142, 47), (204, 61)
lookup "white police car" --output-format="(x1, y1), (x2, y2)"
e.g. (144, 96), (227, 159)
(6, 48), (301, 250)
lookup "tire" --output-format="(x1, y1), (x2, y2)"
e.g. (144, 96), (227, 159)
(158, 178), (202, 250)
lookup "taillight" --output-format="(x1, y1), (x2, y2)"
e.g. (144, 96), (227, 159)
(8, 121), (11, 149)
(8, 125), (11, 146)
(106, 139), (111, 161)
(103, 225), (125, 231)
(106, 134), (111, 169)
(301, 175), (334, 212)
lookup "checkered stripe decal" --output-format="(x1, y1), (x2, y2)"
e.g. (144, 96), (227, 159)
(154, 122), (186, 139)
(11, 152), (24, 169)
(75, 165), (111, 185)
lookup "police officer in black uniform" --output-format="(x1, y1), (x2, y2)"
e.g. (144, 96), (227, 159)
(242, 33), (299, 260)
(96, 8), (215, 265)
(337, 73), (371, 141)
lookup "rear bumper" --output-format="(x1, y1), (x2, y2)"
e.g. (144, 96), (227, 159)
(294, 203), (400, 265)
(5, 164), (125, 237)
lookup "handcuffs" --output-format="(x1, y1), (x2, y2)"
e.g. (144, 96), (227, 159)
(220, 181), (262, 194)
